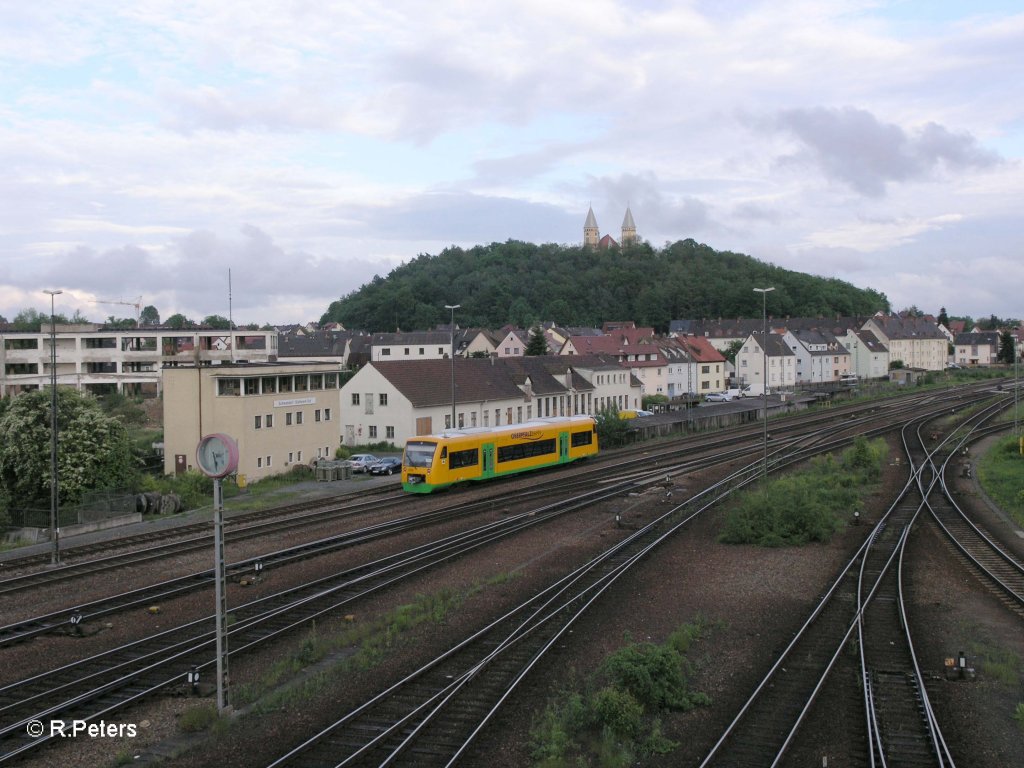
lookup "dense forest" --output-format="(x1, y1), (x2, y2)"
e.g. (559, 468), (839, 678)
(320, 239), (890, 332)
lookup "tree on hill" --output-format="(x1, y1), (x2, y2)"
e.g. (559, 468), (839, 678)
(0, 389), (136, 518)
(319, 239), (889, 332)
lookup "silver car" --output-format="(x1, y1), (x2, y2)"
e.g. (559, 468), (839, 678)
(348, 453), (379, 473)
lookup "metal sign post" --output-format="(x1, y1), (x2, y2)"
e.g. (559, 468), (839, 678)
(212, 477), (230, 713)
(195, 433), (239, 716)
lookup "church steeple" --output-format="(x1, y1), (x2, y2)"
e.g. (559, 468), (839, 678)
(583, 205), (599, 248)
(621, 205), (637, 246)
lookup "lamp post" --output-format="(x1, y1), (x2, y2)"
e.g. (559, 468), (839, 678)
(43, 289), (63, 565)
(753, 287), (774, 481)
(445, 304), (460, 430)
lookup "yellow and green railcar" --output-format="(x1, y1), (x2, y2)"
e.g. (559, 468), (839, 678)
(401, 416), (598, 493)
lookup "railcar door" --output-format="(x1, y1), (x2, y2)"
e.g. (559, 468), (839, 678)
(482, 443), (495, 478)
(559, 431), (569, 462)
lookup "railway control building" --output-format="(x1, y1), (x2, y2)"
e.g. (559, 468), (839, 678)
(162, 361), (343, 482)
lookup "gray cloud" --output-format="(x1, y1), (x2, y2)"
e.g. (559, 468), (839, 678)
(767, 107), (1002, 196)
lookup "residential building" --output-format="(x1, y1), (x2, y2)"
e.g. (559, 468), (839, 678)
(838, 329), (889, 380)
(781, 329), (852, 383)
(0, 323), (277, 399)
(370, 331), (452, 362)
(862, 315), (947, 371)
(162, 361), (343, 482)
(559, 326), (668, 397)
(659, 336), (727, 396)
(338, 355), (640, 445)
(735, 332), (797, 390)
(954, 331), (1000, 367)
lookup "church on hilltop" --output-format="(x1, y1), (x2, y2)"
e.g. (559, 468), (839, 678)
(584, 205), (638, 249)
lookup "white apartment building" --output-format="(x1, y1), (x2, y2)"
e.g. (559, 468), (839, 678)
(0, 323), (278, 398)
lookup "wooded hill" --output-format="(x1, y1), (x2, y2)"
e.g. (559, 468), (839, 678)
(320, 239), (890, 333)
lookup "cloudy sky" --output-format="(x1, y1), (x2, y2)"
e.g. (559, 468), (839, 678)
(2, 0), (1022, 327)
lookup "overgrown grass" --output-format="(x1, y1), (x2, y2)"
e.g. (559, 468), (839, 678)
(528, 619), (712, 767)
(234, 575), (514, 712)
(977, 434), (1024, 528)
(719, 436), (888, 547)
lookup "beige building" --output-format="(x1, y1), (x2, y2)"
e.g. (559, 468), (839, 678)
(162, 362), (343, 482)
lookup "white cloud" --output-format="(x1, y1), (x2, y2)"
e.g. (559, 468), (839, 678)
(1, 0), (1022, 324)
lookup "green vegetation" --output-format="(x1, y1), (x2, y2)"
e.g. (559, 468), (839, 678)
(178, 704), (220, 733)
(235, 577), (512, 712)
(976, 435), (1024, 528)
(320, 239), (888, 332)
(719, 436), (888, 547)
(0, 388), (136, 525)
(334, 441), (400, 460)
(528, 620), (710, 767)
(595, 404), (631, 448)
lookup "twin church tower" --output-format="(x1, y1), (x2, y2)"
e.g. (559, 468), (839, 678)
(583, 205), (638, 249)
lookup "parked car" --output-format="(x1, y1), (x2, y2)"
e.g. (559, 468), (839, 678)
(347, 453), (379, 473)
(741, 383), (769, 397)
(368, 457), (403, 476)
(704, 392), (733, 402)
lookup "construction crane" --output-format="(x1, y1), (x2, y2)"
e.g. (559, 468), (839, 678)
(93, 296), (143, 324)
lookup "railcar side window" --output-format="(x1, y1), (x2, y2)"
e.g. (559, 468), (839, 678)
(570, 430), (593, 447)
(497, 438), (556, 463)
(449, 448), (479, 469)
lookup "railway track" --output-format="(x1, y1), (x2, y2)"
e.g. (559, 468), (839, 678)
(698, 398), (1012, 767)
(0, 384), (1010, 765)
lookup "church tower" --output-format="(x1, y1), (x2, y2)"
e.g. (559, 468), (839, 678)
(583, 206), (599, 248)
(621, 205), (637, 246)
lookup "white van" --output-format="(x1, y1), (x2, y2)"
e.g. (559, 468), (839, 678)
(741, 383), (769, 397)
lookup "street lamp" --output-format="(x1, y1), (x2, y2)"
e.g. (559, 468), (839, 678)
(43, 289), (63, 565)
(445, 304), (460, 430)
(753, 287), (774, 481)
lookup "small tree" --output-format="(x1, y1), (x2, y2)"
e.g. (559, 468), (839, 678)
(525, 325), (548, 356)
(595, 404), (631, 448)
(997, 330), (1016, 364)
(0, 388), (136, 510)
(202, 314), (232, 329)
(140, 305), (161, 326)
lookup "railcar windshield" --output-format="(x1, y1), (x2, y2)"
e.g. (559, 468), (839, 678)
(403, 441), (437, 468)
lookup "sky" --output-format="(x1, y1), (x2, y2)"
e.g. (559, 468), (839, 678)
(1, 0), (1022, 327)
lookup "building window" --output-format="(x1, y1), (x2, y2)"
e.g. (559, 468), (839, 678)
(386, 426), (395, 439)
(278, 376), (293, 392)
(325, 373), (337, 388)
(217, 378), (241, 396)
(286, 413), (293, 426)
(294, 375), (308, 392)
(418, 347), (425, 355)
(310, 374), (323, 390)
(261, 376), (277, 393)
(315, 409), (321, 422)
(369, 426), (377, 438)
(438, 347), (444, 355)
(296, 451), (301, 462)
(288, 452), (293, 463)
(257, 457), (263, 468)
(296, 411), (303, 425)
(324, 408), (331, 421)
(378, 393), (388, 406)
(404, 347), (410, 356)
(254, 415), (262, 429)
(266, 414), (273, 428)
(352, 394), (360, 406)
(381, 348), (391, 356)
(244, 378), (259, 395)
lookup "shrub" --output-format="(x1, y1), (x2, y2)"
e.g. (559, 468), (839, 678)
(592, 686), (643, 739)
